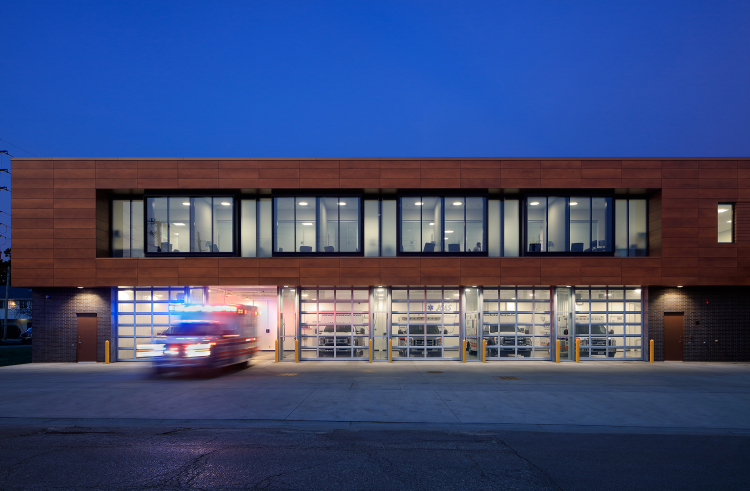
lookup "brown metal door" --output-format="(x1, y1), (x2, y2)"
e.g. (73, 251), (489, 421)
(76, 314), (97, 362)
(663, 313), (684, 361)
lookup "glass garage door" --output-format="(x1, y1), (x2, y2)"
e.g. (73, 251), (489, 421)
(299, 287), (369, 359)
(573, 287), (643, 359)
(482, 287), (552, 360)
(391, 287), (461, 360)
(115, 286), (205, 361)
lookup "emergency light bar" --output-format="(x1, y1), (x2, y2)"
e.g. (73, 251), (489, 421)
(170, 305), (240, 313)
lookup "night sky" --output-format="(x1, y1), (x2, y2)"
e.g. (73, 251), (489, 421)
(1, 1), (749, 250)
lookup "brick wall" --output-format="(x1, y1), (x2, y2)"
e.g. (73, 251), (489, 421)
(31, 287), (111, 362)
(648, 286), (750, 361)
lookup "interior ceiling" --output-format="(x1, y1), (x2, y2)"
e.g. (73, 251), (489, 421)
(208, 286), (278, 304)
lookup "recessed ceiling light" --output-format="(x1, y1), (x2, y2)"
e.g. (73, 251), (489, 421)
(570, 202), (578, 206)
(173, 223), (185, 226)
(302, 222), (313, 226)
(677, 286), (683, 288)
(174, 233), (179, 236)
(299, 202), (308, 206)
(183, 202), (190, 206)
(221, 202), (231, 206)
(415, 202), (423, 206)
(302, 294), (308, 297)
(727, 220), (732, 223)
(718, 209), (728, 213)
(429, 222), (434, 225)
(445, 230), (454, 233)
(530, 202), (539, 206)
(453, 202), (462, 206)
(77, 286), (83, 289)
(634, 289), (641, 293)
(338, 202), (346, 205)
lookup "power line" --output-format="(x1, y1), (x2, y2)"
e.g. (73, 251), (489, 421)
(0, 138), (36, 157)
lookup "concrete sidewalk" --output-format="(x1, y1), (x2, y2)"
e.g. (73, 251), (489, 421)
(2, 358), (749, 433)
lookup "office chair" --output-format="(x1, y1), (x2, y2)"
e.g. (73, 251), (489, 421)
(300, 246), (313, 252)
(324, 246), (334, 252)
(423, 243), (435, 253)
(571, 243), (584, 252)
(448, 244), (460, 252)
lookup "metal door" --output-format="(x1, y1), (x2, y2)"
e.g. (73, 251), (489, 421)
(76, 314), (97, 362)
(664, 313), (684, 361)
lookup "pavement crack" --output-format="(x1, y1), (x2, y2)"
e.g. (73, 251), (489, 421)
(494, 437), (565, 490)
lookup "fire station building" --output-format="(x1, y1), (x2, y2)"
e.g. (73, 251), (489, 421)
(11, 157), (750, 363)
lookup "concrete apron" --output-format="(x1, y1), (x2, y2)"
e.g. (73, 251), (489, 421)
(1, 360), (749, 434)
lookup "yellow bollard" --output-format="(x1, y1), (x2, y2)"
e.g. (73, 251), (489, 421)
(482, 339), (487, 363)
(295, 339), (299, 363)
(462, 340), (466, 363)
(274, 339), (279, 363)
(575, 337), (580, 363)
(650, 339), (654, 363)
(388, 339), (393, 363)
(105, 340), (110, 364)
(368, 341), (372, 363)
(556, 339), (560, 363)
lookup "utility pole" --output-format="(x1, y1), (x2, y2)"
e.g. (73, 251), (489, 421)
(2, 266), (8, 341)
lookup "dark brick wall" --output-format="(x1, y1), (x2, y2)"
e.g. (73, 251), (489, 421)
(31, 288), (112, 362)
(648, 286), (750, 361)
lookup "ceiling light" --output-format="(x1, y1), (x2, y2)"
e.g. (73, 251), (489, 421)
(570, 202), (578, 206)
(415, 202), (423, 206)
(677, 286), (683, 288)
(302, 222), (313, 226)
(453, 202), (462, 206)
(221, 202), (231, 206)
(727, 220), (732, 223)
(299, 202), (308, 206)
(429, 222), (434, 225)
(338, 202), (346, 205)
(77, 286), (83, 289)
(445, 230), (453, 233)
(302, 294), (308, 297)
(173, 223), (185, 226)
(530, 202), (539, 206)
(183, 202), (190, 206)
(718, 209), (728, 213)
(634, 289), (641, 293)
(174, 233), (179, 236)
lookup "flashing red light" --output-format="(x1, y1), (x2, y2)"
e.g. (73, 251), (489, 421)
(254, 310), (259, 316)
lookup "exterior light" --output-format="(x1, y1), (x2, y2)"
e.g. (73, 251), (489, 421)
(77, 287), (83, 289)
(299, 202), (308, 206)
(453, 202), (462, 206)
(415, 202), (423, 206)
(677, 286), (683, 288)
(221, 202), (231, 206)
(530, 202), (539, 206)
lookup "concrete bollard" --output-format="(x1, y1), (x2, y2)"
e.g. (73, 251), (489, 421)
(650, 339), (654, 363)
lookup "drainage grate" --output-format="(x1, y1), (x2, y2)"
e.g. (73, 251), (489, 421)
(497, 376), (520, 380)
(427, 371), (443, 373)
(277, 373), (298, 377)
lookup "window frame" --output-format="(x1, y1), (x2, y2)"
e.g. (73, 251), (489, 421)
(718, 203), (735, 244)
(522, 193), (616, 257)
(142, 193), (238, 257)
(397, 195), (489, 256)
(271, 194), (364, 256)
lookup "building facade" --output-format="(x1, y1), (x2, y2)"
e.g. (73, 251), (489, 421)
(11, 158), (750, 363)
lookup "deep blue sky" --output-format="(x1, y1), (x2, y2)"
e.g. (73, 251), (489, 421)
(1, 1), (749, 251)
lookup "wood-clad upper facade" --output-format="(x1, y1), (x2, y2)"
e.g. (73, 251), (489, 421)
(11, 157), (750, 288)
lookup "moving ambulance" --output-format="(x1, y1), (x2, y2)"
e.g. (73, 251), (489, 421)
(138, 304), (258, 373)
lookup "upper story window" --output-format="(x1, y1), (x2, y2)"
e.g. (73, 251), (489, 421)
(146, 197), (235, 254)
(400, 197), (486, 254)
(274, 197), (361, 254)
(526, 196), (613, 254)
(718, 203), (734, 243)
(615, 199), (648, 256)
(112, 199), (145, 257)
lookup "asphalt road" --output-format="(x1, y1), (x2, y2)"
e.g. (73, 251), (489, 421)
(0, 423), (748, 490)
